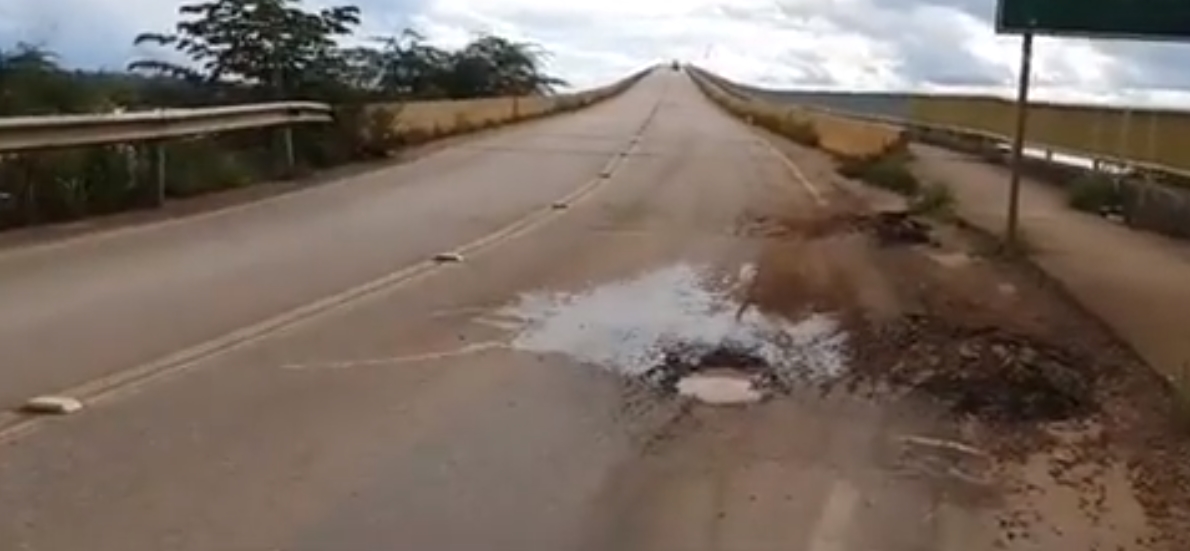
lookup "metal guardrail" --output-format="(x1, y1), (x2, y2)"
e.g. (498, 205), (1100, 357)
(691, 68), (1184, 179)
(0, 102), (333, 153)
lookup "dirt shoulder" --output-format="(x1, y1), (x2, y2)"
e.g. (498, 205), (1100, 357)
(739, 125), (1190, 550)
(909, 144), (1190, 387)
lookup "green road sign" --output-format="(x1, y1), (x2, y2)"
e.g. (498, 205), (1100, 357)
(997, 0), (1190, 40)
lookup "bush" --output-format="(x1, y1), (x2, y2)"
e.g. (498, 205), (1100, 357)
(780, 116), (820, 148)
(163, 138), (258, 198)
(908, 181), (956, 218)
(362, 107), (402, 156)
(1067, 173), (1123, 214)
(836, 151), (920, 196)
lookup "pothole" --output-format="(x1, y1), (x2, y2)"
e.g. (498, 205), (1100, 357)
(643, 343), (778, 405)
(496, 263), (850, 396)
(849, 314), (1097, 424)
(676, 371), (764, 405)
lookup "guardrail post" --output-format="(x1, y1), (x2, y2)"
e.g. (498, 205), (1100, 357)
(282, 126), (296, 178)
(153, 141), (167, 207)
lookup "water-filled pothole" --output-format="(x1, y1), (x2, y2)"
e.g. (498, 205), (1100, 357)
(497, 263), (849, 400)
(676, 371), (764, 405)
(644, 343), (775, 405)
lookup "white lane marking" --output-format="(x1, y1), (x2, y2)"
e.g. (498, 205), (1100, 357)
(0, 106), (606, 264)
(280, 341), (508, 371)
(0, 155), (621, 444)
(429, 306), (492, 318)
(471, 314), (523, 331)
(807, 479), (861, 551)
(0, 108), (657, 444)
(21, 396), (84, 415)
(432, 252), (465, 263)
(756, 138), (828, 206)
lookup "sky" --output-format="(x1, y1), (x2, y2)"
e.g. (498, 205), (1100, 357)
(4, 0), (1190, 107)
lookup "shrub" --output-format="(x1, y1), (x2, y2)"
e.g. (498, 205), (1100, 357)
(780, 116), (820, 148)
(358, 107), (402, 158)
(865, 158), (920, 195)
(1067, 173), (1123, 214)
(908, 181), (956, 219)
(399, 127), (432, 146)
(836, 151), (920, 196)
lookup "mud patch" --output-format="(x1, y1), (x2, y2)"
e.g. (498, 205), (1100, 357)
(847, 314), (1097, 424)
(746, 208), (936, 247)
(855, 211), (935, 246)
(498, 263), (849, 390)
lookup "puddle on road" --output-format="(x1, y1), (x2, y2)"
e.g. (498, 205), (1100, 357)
(675, 371), (764, 405)
(497, 263), (849, 402)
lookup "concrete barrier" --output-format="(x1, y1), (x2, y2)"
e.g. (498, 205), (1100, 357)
(369, 68), (653, 143)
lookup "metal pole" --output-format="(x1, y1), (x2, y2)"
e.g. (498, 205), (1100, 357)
(282, 126), (295, 177)
(154, 142), (166, 207)
(1006, 31), (1035, 246)
(1114, 106), (1132, 199)
(1118, 107), (1133, 159)
(1145, 109), (1157, 168)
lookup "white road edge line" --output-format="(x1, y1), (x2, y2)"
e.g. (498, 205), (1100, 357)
(756, 138), (828, 206)
(806, 479), (861, 551)
(280, 341), (509, 371)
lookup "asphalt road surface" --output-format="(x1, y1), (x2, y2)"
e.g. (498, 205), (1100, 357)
(0, 70), (986, 551)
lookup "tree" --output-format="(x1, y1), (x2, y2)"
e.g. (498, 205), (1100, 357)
(130, 0), (361, 99)
(0, 44), (73, 115)
(366, 31), (567, 100)
(452, 35), (566, 97)
(375, 30), (452, 99)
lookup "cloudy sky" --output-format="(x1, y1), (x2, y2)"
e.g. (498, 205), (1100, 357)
(3, 0), (1190, 107)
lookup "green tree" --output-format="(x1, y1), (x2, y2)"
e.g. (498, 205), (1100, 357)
(130, 0), (361, 99)
(375, 30), (452, 99)
(0, 44), (93, 115)
(367, 31), (567, 99)
(450, 35), (566, 97)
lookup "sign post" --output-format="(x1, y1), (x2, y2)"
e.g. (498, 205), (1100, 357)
(994, 0), (1190, 246)
(1005, 30), (1034, 246)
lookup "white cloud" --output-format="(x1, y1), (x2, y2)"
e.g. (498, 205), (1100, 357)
(3, 0), (1190, 107)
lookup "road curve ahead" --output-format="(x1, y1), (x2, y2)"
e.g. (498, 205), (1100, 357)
(0, 70), (967, 551)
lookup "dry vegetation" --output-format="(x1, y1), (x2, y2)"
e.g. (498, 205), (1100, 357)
(689, 71), (959, 219)
(366, 85), (626, 148)
(690, 72), (901, 159)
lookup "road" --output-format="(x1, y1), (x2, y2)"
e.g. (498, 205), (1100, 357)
(0, 70), (1161, 551)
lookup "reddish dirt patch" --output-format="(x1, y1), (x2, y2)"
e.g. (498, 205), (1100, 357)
(735, 151), (1190, 549)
